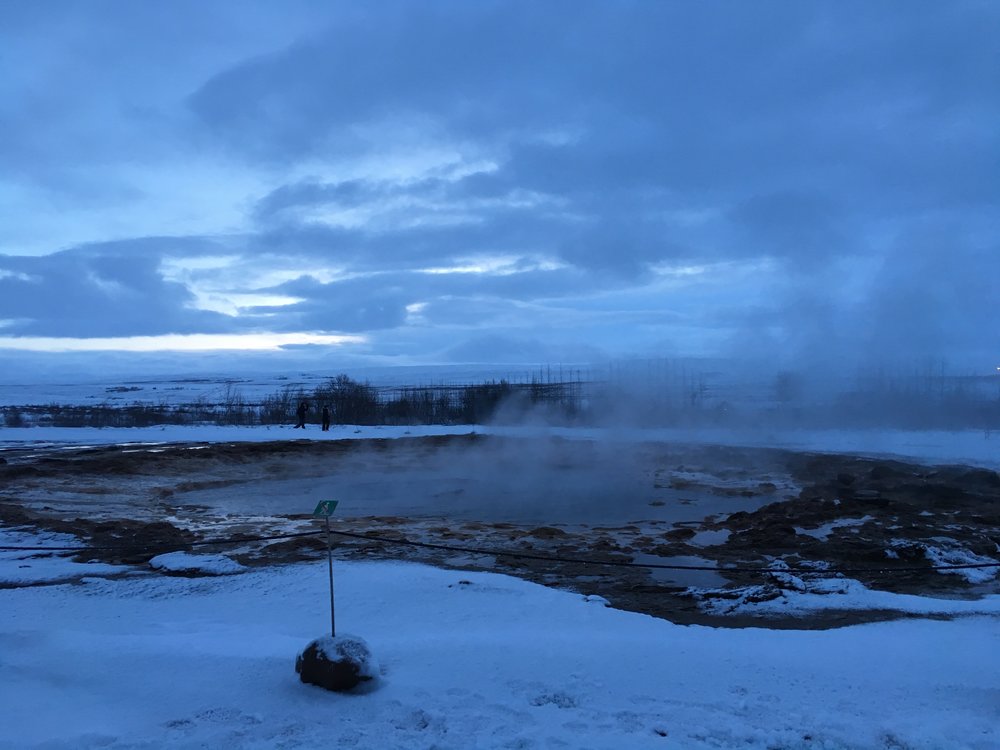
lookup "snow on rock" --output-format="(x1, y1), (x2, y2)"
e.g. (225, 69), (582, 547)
(296, 634), (379, 692)
(148, 551), (246, 576)
(698, 575), (1000, 617)
(883, 539), (999, 584)
(922, 545), (999, 584)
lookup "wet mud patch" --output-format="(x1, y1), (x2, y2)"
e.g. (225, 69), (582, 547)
(0, 502), (196, 565)
(705, 454), (1000, 595)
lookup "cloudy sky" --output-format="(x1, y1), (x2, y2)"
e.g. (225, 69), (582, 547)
(1, 0), (997, 376)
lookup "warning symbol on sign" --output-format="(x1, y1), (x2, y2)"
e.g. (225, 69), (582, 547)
(313, 500), (339, 517)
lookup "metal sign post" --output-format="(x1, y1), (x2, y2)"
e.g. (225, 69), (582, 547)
(313, 500), (339, 637)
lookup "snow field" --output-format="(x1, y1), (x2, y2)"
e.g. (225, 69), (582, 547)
(1, 560), (998, 750)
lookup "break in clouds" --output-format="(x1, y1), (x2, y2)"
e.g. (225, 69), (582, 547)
(0, 1), (997, 371)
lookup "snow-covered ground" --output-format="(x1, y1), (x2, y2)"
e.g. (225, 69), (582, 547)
(0, 528), (125, 586)
(2, 423), (998, 469)
(2, 553), (998, 750)
(3, 422), (998, 748)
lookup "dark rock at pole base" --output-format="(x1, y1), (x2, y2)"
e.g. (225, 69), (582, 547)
(836, 472), (856, 486)
(296, 634), (379, 692)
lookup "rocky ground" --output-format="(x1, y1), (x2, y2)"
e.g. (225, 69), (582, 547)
(1, 435), (997, 629)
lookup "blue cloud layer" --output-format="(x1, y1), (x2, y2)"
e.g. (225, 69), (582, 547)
(0, 1), (997, 367)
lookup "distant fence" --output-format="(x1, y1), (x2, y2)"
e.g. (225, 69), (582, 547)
(0, 376), (587, 429)
(2, 368), (998, 431)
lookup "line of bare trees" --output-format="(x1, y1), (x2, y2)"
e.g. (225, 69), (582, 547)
(1, 370), (997, 430)
(0, 375), (583, 428)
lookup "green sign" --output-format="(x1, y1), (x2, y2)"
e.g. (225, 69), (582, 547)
(313, 500), (339, 517)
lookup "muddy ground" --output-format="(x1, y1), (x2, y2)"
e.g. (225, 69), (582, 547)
(1, 434), (998, 629)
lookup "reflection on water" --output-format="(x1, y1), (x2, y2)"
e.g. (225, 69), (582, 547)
(179, 472), (774, 526)
(630, 553), (727, 588)
(174, 435), (787, 525)
(6, 436), (790, 529)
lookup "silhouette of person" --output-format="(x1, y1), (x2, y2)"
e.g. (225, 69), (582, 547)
(295, 400), (308, 428)
(321, 405), (330, 431)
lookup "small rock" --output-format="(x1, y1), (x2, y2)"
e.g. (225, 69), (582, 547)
(296, 634), (379, 692)
(854, 489), (883, 502)
(663, 527), (696, 541)
(960, 469), (1000, 488)
(528, 526), (567, 539)
(744, 585), (782, 604)
(725, 511), (751, 529)
(869, 464), (902, 481)
(149, 552), (245, 576)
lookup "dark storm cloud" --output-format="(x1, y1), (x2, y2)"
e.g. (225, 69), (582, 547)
(189, 1), (998, 197)
(242, 264), (617, 334)
(251, 168), (690, 279)
(0, 249), (234, 337)
(442, 334), (605, 365)
(252, 204), (604, 276)
(254, 179), (382, 218)
(0, 0), (329, 171)
(727, 190), (848, 264)
(224, 0), (996, 280)
(242, 273), (411, 332)
(1, 1), (996, 366)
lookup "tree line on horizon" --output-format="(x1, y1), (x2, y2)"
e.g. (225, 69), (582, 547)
(0, 375), (582, 429)
(1, 371), (998, 431)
